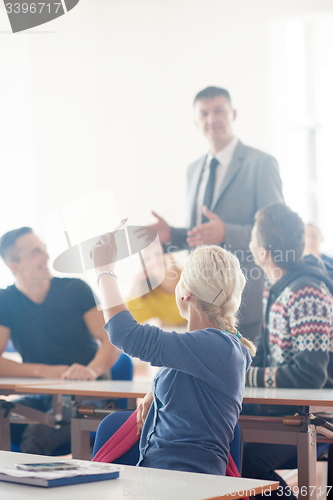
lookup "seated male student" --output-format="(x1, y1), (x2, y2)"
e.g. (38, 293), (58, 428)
(0, 227), (121, 455)
(242, 203), (333, 500)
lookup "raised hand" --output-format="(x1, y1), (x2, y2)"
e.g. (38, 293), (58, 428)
(91, 232), (117, 273)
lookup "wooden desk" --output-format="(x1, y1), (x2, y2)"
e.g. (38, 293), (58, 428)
(241, 387), (333, 499)
(0, 451), (278, 500)
(243, 386), (333, 407)
(5, 382), (333, 498)
(0, 378), (64, 395)
(17, 380), (152, 399)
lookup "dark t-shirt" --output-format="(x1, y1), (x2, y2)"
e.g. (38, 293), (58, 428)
(0, 278), (98, 366)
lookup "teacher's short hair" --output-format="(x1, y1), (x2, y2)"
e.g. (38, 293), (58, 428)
(194, 86), (232, 106)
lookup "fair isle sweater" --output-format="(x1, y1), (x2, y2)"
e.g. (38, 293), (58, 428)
(247, 256), (333, 388)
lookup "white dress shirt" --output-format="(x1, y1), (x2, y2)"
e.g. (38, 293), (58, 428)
(196, 136), (239, 225)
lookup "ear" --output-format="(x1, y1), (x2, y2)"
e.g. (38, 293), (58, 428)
(259, 247), (273, 263)
(183, 292), (192, 301)
(232, 109), (237, 121)
(259, 247), (271, 263)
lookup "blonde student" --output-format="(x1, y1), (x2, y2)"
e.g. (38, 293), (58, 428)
(92, 235), (255, 475)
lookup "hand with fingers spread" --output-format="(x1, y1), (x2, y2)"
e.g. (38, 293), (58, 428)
(149, 211), (171, 244)
(91, 232), (117, 273)
(137, 390), (153, 435)
(186, 206), (225, 247)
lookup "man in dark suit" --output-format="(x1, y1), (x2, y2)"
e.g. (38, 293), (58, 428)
(151, 86), (284, 341)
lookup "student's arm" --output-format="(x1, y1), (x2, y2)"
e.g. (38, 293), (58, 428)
(61, 307), (121, 380)
(246, 350), (330, 388)
(0, 325), (68, 378)
(126, 271), (153, 324)
(126, 296), (155, 324)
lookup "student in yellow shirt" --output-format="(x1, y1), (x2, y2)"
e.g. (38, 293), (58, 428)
(126, 249), (186, 327)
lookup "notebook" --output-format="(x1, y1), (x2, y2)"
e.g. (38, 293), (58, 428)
(0, 460), (120, 488)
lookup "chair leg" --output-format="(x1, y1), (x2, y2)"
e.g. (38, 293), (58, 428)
(328, 445), (333, 500)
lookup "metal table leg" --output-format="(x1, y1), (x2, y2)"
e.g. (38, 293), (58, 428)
(297, 430), (317, 499)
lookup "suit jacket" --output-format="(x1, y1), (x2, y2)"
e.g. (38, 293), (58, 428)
(169, 140), (284, 329)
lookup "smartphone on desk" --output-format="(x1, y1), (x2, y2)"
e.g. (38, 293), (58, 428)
(15, 461), (79, 472)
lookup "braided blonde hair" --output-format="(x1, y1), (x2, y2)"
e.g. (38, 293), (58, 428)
(180, 245), (256, 356)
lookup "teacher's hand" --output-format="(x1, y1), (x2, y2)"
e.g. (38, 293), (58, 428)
(91, 232), (117, 273)
(149, 211), (171, 244)
(186, 207), (225, 247)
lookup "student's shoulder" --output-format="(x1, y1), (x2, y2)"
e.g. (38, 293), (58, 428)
(195, 327), (240, 348)
(0, 284), (17, 301)
(204, 327), (251, 364)
(282, 278), (332, 309)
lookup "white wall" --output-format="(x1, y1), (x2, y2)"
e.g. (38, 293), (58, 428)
(0, 0), (332, 285)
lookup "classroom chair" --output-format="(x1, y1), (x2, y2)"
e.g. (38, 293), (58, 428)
(110, 352), (134, 409)
(92, 410), (243, 471)
(92, 410), (139, 465)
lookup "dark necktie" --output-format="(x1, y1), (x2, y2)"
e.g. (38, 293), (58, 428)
(202, 157), (219, 223)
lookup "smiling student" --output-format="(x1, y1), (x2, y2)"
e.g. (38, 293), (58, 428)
(0, 227), (120, 455)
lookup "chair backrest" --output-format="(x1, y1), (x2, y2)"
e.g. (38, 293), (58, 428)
(92, 410), (139, 465)
(229, 422), (242, 472)
(110, 353), (134, 409)
(111, 353), (133, 381)
(93, 412), (243, 470)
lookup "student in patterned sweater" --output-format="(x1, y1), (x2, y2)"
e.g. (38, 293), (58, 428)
(242, 202), (333, 500)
